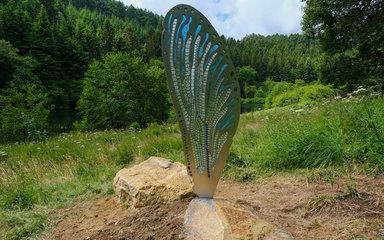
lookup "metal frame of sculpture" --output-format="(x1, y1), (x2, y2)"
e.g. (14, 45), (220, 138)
(162, 4), (240, 198)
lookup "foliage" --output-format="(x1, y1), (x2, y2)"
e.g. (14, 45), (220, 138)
(0, 40), (40, 89)
(226, 34), (319, 83)
(264, 81), (295, 108)
(0, 40), (22, 88)
(236, 66), (257, 98)
(262, 81), (334, 108)
(0, 0), (163, 109)
(302, 0), (384, 88)
(77, 52), (169, 129)
(271, 83), (335, 107)
(0, 83), (52, 142)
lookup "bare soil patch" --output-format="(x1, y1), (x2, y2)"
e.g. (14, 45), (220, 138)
(44, 174), (384, 240)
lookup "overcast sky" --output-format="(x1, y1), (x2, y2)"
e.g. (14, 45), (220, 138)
(120, 0), (304, 39)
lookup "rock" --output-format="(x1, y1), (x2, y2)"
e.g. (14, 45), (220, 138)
(113, 157), (193, 208)
(181, 198), (294, 240)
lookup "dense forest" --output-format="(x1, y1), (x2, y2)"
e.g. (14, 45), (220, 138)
(0, 0), (383, 142)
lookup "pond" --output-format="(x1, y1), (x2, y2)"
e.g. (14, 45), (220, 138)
(48, 109), (80, 133)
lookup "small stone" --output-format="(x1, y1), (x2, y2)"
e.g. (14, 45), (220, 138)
(113, 157), (193, 208)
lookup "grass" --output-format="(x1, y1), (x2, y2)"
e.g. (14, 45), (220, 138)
(230, 95), (384, 174)
(0, 125), (182, 239)
(0, 95), (383, 239)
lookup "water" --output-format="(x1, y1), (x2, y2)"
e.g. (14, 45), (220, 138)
(48, 109), (80, 133)
(241, 102), (264, 113)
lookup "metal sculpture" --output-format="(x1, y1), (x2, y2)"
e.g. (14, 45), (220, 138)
(162, 4), (240, 198)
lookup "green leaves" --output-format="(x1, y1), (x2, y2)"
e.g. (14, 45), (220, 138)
(0, 83), (52, 142)
(302, 0), (384, 87)
(77, 52), (169, 130)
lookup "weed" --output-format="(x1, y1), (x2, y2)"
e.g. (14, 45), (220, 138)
(306, 195), (336, 213)
(0, 151), (8, 162)
(113, 142), (135, 167)
(304, 168), (343, 186)
(307, 219), (322, 229)
(345, 184), (362, 199)
(306, 185), (363, 213)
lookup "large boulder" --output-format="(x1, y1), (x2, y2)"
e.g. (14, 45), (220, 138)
(182, 198), (294, 240)
(113, 157), (193, 208)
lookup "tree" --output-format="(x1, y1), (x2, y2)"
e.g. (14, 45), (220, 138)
(0, 0), (33, 53)
(302, 0), (384, 87)
(236, 66), (257, 98)
(0, 40), (40, 89)
(144, 59), (169, 122)
(39, 0), (59, 21)
(0, 40), (22, 88)
(145, 27), (162, 59)
(30, 5), (62, 103)
(113, 23), (138, 54)
(0, 83), (52, 142)
(77, 52), (169, 129)
(99, 19), (115, 55)
(226, 34), (319, 84)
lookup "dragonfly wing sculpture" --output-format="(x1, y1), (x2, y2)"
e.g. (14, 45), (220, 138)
(162, 4), (240, 198)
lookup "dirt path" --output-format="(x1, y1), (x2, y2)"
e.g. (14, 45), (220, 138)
(43, 174), (384, 240)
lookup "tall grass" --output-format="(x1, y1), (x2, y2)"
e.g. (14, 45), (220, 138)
(229, 95), (384, 175)
(0, 95), (383, 239)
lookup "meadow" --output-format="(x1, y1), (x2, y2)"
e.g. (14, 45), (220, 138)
(0, 94), (383, 239)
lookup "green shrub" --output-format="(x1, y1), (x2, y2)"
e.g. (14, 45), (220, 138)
(263, 81), (335, 108)
(264, 81), (295, 108)
(129, 121), (140, 130)
(272, 83), (335, 107)
(0, 83), (52, 142)
(77, 53), (169, 130)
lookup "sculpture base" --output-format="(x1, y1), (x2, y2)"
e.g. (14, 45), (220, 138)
(181, 198), (294, 240)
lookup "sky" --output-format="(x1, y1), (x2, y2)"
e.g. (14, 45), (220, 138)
(121, 0), (305, 39)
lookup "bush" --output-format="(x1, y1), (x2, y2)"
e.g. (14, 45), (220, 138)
(264, 81), (295, 108)
(271, 83), (335, 107)
(0, 83), (52, 142)
(77, 53), (169, 130)
(262, 81), (334, 108)
(129, 122), (140, 130)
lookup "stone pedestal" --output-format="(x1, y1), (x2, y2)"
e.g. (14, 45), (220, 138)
(181, 198), (294, 240)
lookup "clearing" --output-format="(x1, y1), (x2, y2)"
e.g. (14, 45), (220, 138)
(43, 173), (384, 240)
